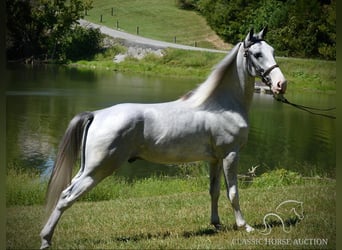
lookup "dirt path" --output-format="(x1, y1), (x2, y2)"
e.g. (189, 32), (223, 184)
(79, 19), (227, 54)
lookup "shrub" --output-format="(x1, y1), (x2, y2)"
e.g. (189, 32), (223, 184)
(251, 169), (303, 188)
(6, 168), (47, 206)
(61, 26), (103, 61)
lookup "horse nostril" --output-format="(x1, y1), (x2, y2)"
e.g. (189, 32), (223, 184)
(277, 80), (287, 94)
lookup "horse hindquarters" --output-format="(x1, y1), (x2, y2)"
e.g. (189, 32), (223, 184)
(41, 112), (95, 249)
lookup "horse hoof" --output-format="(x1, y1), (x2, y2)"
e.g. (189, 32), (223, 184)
(245, 224), (254, 232)
(234, 223), (254, 232)
(40, 239), (51, 249)
(213, 223), (222, 230)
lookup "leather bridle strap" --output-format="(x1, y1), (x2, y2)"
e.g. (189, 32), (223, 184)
(260, 64), (279, 86)
(243, 42), (279, 86)
(261, 64), (279, 79)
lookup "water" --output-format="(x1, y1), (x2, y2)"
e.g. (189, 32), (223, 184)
(6, 64), (336, 178)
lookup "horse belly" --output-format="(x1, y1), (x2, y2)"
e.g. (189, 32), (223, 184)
(139, 132), (214, 164)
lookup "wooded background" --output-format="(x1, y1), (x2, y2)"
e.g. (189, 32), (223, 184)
(178, 0), (336, 60)
(6, 0), (336, 61)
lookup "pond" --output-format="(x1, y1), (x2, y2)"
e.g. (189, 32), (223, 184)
(6, 64), (336, 178)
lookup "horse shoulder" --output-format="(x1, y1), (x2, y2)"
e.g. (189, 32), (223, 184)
(206, 111), (249, 149)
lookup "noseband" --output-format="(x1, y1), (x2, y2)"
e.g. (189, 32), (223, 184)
(243, 41), (279, 87)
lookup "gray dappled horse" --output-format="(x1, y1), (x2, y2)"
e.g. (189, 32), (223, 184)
(40, 28), (287, 249)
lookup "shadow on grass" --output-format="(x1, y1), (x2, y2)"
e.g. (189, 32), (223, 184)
(114, 216), (302, 243)
(75, 218), (302, 246)
(252, 216), (302, 231)
(115, 224), (236, 243)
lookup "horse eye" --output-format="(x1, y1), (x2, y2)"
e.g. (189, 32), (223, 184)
(254, 52), (262, 58)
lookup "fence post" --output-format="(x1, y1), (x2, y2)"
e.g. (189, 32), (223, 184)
(116, 20), (119, 29)
(174, 36), (177, 43)
(137, 26), (139, 35)
(111, 8), (114, 16)
(100, 14), (103, 22)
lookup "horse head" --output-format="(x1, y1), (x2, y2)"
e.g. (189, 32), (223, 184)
(243, 28), (287, 96)
(275, 200), (304, 220)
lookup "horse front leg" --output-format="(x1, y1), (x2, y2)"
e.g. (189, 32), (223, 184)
(223, 151), (254, 232)
(209, 161), (221, 229)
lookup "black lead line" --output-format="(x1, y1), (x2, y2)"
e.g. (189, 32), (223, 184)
(273, 94), (336, 120)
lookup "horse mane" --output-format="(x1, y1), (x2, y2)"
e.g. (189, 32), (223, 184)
(181, 42), (242, 106)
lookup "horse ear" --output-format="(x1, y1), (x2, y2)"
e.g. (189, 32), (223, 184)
(258, 26), (268, 39)
(244, 28), (254, 47)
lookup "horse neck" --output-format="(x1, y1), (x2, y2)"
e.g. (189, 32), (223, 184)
(200, 44), (255, 114)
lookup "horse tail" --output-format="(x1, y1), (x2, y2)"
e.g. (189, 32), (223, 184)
(45, 111), (94, 217)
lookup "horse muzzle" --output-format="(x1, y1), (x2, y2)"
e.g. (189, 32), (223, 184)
(272, 79), (287, 94)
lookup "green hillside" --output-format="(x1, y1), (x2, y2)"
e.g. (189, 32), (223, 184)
(84, 0), (230, 50)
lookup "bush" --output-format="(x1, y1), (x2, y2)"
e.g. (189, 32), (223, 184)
(6, 0), (90, 62)
(60, 26), (103, 61)
(193, 0), (336, 60)
(6, 168), (47, 206)
(251, 169), (303, 188)
(176, 0), (198, 10)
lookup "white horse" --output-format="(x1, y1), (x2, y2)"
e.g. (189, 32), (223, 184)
(40, 28), (287, 249)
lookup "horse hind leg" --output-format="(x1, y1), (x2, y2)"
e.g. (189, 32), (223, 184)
(40, 170), (107, 249)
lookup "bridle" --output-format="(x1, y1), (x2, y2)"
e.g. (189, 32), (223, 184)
(243, 40), (279, 87)
(242, 40), (336, 119)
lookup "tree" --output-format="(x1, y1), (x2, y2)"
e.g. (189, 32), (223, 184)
(317, 0), (336, 59)
(191, 0), (336, 59)
(6, 0), (45, 60)
(6, 0), (99, 62)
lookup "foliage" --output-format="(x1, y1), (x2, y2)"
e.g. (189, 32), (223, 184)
(6, 168), (47, 206)
(7, 164), (333, 206)
(6, 0), (102, 62)
(72, 47), (225, 80)
(176, 0), (199, 10)
(251, 168), (303, 188)
(61, 26), (104, 61)
(192, 0), (336, 60)
(73, 47), (335, 93)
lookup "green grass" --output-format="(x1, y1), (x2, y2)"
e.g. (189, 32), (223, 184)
(84, 0), (229, 49)
(6, 171), (336, 249)
(71, 46), (336, 93)
(6, 168), (47, 206)
(71, 46), (224, 79)
(6, 167), (336, 249)
(73, 0), (336, 94)
(276, 57), (336, 93)
(7, 165), (329, 207)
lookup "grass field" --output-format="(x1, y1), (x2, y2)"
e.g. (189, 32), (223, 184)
(72, 47), (336, 93)
(6, 168), (336, 249)
(276, 57), (336, 93)
(84, 0), (230, 50)
(73, 0), (336, 94)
